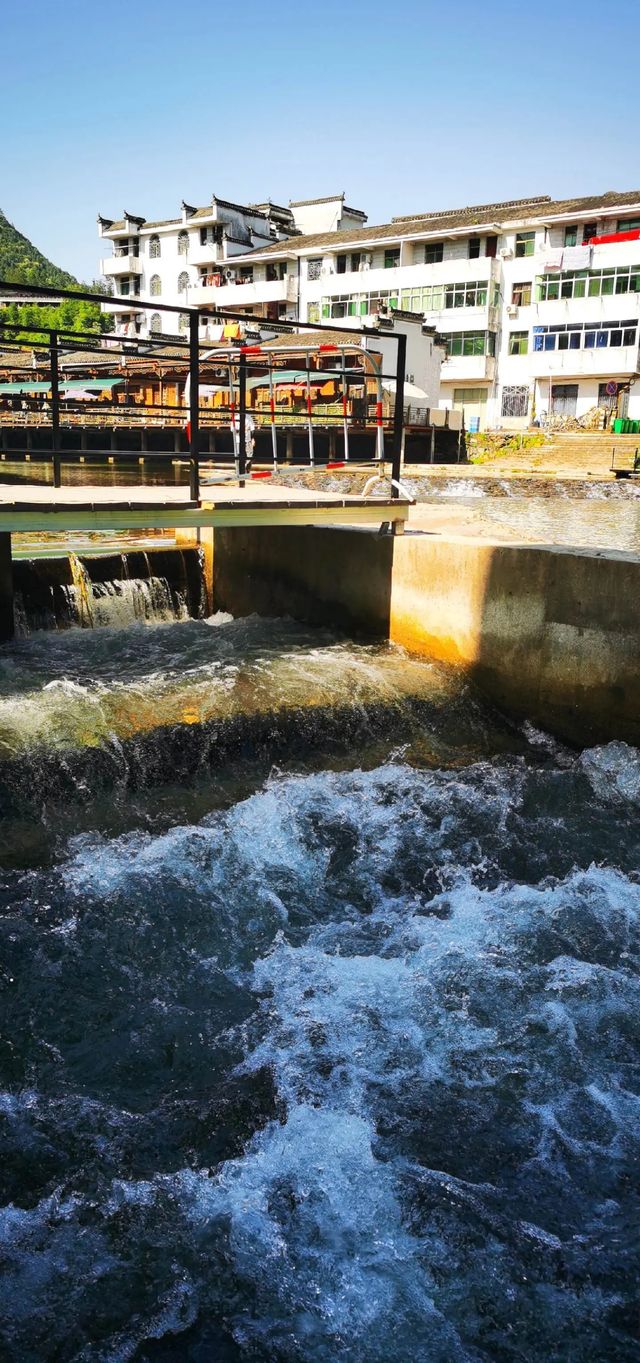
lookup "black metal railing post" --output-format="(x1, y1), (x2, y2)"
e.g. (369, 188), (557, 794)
(238, 350), (247, 485)
(189, 312), (200, 501)
(391, 331), (406, 495)
(50, 330), (61, 488)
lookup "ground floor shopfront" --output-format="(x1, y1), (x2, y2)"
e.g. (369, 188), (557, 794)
(440, 375), (639, 431)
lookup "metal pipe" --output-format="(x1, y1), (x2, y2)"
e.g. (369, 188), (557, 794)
(391, 332), (406, 496)
(341, 350), (350, 462)
(188, 312), (200, 500)
(268, 364), (278, 471)
(306, 359), (315, 467)
(238, 350), (247, 484)
(228, 362), (239, 476)
(50, 330), (61, 488)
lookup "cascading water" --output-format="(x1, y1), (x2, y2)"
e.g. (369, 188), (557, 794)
(0, 611), (637, 1362)
(12, 546), (205, 634)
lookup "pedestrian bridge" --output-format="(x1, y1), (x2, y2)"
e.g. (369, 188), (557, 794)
(0, 479), (409, 534)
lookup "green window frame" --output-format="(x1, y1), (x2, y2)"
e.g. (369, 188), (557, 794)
(508, 331), (528, 356)
(515, 232), (535, 258)
(384, 248), (400, 269)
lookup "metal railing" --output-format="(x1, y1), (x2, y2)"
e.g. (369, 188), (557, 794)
(0, 281), (409, 500)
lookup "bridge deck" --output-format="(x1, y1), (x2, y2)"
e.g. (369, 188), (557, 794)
(0, 482), (408, 533)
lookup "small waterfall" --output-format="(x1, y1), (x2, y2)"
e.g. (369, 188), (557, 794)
(13, 547), (206, 634)
(67, 553), (96, 628)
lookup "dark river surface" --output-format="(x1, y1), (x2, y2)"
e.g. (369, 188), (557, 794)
(0, 601), (638, 1362)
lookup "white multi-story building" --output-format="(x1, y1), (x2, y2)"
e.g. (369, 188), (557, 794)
(97, 193), (367, 340)
(99, 188), (640, 428)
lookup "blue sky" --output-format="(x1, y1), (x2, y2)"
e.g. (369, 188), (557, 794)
(1, 0), (639, 282)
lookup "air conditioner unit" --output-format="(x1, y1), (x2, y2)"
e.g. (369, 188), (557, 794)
(499, 247), (514, 260)
(506, 303), (519, 316)
(224, 267), (236, 282)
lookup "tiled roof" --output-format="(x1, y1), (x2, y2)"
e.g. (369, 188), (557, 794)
(231, 188), (640, 259)
(289, 194), (345, 207)
(259, 329), (369, 351)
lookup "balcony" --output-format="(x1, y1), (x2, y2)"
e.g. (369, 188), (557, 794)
(528, 344), (640, 380)
(441, 355), (496, 383)
(307, 255), (499, 301)
(101, 255), (143, 278)
(194, 276), (297, 308)
(185, 241), (224, 267)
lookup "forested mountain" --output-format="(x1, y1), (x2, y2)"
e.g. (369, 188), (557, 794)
(0, 209), (78, 289)
(0, 209), (111, 337)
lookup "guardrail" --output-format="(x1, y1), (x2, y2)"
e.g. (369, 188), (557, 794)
(0, 281), (410, 500)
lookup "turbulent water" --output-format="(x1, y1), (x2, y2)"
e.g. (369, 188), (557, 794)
(0, 614), (638, 1362)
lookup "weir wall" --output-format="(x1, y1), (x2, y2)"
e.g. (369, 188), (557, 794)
(212, 526), (640, 746)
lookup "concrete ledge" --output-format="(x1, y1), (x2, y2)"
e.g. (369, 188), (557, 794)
(390, 536), (640, 745)
(213, 526), (640, 746)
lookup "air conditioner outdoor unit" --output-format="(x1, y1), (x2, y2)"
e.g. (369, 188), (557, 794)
(506, 303), (519, 316)
(224, 268), (236, 282)
(499, 247), (514, 260)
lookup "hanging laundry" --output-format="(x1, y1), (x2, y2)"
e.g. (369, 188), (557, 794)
(561, 245), (591, 270)
(543, 248), (564, 271)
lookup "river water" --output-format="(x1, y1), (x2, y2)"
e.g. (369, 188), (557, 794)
(0, 602), (638, 1362)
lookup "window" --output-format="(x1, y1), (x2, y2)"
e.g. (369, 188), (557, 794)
(350, 252), (364, 271)
(501, 386), (529, 418)
(564, 226), (578, 247)
(515, 232), (535, 258)
(150, 313), (161, 334)
(119, 280), (130, 296)
(533, 320), (638, 352)
(149, 235), (161, 259)
(444, 331), (495, 357)
(307, 303), (320, 323)
(598, 382), (618, 410)
(468, 236), (481, 260)
(308, 258), (322, 281)
(453, 387), (487, 405)
(444, 280), (488, 309)
(178, 312), (189, 331)
(150, 274), (161, 296)
(538, 264), (640, 302)
(178, 231), (189, 255)
(239, 266), (254, 283)
(617, 217), (640, 233)
(384, 248), (400, 269)
(320, 289), (399, 319)
(485, 235), (498, 259)
(424, 241), (444, 264)
(512, 281), (532, 306)
(177, 271), (189, 294)
(336, 254), (347, 274)
(582, 221), (598, 242)
(200, 227), (208, 245)
(399, 279), (488, 312)
(508, 331), (528, 356)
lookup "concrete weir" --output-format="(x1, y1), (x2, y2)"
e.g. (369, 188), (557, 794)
(211, 526), (640, 747)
